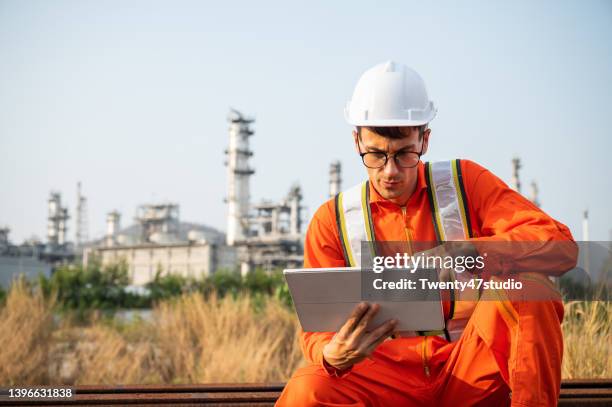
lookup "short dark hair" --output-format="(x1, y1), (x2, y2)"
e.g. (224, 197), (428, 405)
(357, 125), (426, 140)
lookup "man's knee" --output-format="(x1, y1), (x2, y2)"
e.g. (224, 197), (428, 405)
(276, 368), (358, 407)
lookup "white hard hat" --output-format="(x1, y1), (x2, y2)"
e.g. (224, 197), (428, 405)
(344, 61), (437, 127)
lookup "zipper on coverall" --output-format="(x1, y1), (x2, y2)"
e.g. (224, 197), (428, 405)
(401, 206), (431, 378)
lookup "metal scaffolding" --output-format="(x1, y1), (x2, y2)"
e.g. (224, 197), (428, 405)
(135, 203), (180, 243)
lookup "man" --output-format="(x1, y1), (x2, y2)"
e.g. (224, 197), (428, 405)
(276, 61), (577, 406)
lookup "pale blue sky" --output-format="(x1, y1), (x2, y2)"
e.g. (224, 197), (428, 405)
(1, 0), (611, 242)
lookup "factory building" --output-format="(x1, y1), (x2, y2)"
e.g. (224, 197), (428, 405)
(83, 203), (236, 285)
(0, 227), (51, 289)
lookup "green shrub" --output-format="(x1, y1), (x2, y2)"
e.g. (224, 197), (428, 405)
(208, 269), (243, 297)
(39, 259), (134, 311)
(146, 270), (197, 303)
(37, 260), (294, 311)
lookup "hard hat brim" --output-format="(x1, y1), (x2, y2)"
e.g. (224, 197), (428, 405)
(344, 108), (436, 127)
(345, 118), (432, 127)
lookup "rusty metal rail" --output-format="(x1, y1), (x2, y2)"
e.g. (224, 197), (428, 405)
(1, 380), (610, 406)
(557, 379), (612, 406)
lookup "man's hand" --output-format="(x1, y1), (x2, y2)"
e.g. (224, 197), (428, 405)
(322, 302), (397, 372)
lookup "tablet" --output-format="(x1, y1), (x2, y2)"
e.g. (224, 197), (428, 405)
(284, 267), (445, 332)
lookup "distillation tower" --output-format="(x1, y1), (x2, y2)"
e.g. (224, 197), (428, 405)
(47, 192), (69, 249)
(225, 109), (255, 246)
(329, 161), (342, 198)
(224, 109), (303, 274)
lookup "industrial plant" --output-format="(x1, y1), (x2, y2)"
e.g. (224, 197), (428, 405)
(76, 109), (323, 284)
(3, 110), (561, 288)
(0, 190), (78, 287)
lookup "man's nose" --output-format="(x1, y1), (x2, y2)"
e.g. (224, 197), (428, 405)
(383, 156), (400, 176)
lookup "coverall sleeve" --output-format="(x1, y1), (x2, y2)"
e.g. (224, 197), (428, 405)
(461, 159), (578, 276)
(299, 199), (346, 366)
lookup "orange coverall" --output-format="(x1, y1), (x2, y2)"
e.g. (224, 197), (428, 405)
(276, 160), (577, 407)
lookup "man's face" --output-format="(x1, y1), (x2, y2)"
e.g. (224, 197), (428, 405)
(353, 127), (430, 205)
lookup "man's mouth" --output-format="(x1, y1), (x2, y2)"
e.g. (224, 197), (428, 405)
(381, 180), (401, 188)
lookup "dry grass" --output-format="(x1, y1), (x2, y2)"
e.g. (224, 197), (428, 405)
(0, 283), (609, 385)
(69, 324), (161, 385)
(0, 289), (304, 385)
(154, 293), (304, 383)
(562, 301), (611, 379)
(0, 279), (54, 385)
(48, 293), (304, 385)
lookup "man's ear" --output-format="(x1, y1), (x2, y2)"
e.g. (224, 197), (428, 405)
(352, 129), (360, 154)
(421, 128), (431, 156)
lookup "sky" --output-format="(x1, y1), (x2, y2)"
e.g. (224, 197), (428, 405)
(1, 0), (611, 243)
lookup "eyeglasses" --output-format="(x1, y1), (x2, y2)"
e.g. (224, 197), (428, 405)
(358, 141), (424, 169)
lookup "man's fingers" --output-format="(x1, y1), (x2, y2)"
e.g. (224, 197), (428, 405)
(362, 319), (397, 347)
(365, 329), (395, 355)
(363, 319), (398, 354)
(351, 303), (380, 338)
(337, 302), (369, 339)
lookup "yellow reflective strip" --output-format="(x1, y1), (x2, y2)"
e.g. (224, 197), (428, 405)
(360, 183), (376, 259)
(451, 159), (469, 239)
(520, 272), (557, 290)
(420, 330), (445, 336)
(492, 285), (519, 326)
(337, 192), (356, 267)
(427, 164), (446, 241)
(361, 183), (374, 241)
(361, 182), (372, 241)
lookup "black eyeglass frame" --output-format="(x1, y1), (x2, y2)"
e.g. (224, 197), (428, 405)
(357, 138), (425, 169)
